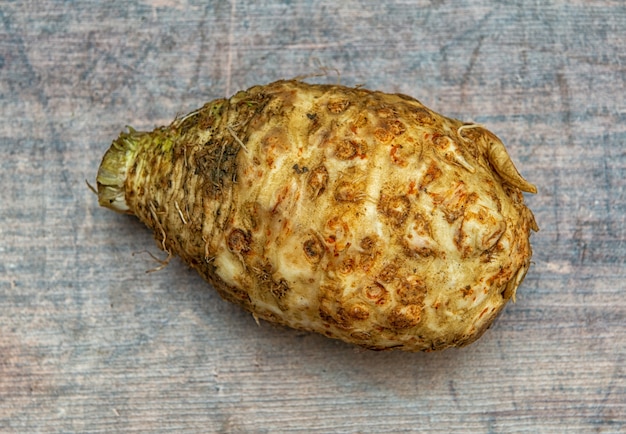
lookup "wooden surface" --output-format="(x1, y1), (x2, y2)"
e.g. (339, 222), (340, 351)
(1, 1), (625, 432)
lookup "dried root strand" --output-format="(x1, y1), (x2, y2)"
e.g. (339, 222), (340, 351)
(175, 200), (188, 225)
(227, 125), (249, 153)
(132, 249), (173, 273)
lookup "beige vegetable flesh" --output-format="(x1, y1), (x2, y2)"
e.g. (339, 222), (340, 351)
(97, 80), (537, 351)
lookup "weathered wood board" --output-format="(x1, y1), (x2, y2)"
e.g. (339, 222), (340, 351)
(1, 1), (624, 432)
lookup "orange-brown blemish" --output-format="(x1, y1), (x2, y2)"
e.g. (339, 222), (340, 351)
(378, 263), (398, 283)
(378, 194), (411, 226)
(303, 235), (325, 264)
(364, 283), (390, 305)
(334, 139), (367, 160)
(374, 128), (394, 143)
(420, 161), (442, 189)
(388, 119), (406, 136)
(307, 165), (329, 198)
(388, 305), (422, 329)
(390, 144), (408, 167)
(271, 185), (290, 214)
(339, 257), (356, 274)
(460, 286), (474, 298)
(327, 99), (350, 114)
(227, 228), (251, 254)
(412, 107), (436, 125)
(346, 303), (370, 321)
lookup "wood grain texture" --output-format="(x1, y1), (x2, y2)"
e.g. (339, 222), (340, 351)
(1, 1), (624, 432)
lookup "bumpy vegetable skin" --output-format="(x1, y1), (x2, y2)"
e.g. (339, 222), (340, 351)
(97, 80), (537, 351)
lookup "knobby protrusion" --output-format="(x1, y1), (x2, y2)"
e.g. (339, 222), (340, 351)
(459, 124), (537, 194)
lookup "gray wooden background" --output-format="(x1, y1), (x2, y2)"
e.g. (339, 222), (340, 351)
(1, 1), (624, 432)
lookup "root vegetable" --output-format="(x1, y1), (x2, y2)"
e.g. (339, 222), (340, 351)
(97, 80), (537, 351)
